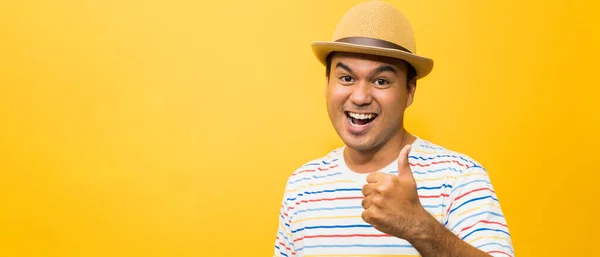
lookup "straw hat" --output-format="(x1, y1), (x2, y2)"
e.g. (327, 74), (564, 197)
(311, 1), (433, 79)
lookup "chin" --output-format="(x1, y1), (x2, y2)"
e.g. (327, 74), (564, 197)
(340, 133), (377, 152)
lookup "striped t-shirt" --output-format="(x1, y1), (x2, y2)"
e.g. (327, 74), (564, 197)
(274, 137), (514, 257)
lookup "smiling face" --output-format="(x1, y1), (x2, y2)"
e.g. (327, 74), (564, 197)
(325, 52), (416, 153)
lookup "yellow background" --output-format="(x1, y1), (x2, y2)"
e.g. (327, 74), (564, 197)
(1, 0), (598, 256)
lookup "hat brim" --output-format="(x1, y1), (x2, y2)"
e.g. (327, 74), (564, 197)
(311, 41), (433, 79)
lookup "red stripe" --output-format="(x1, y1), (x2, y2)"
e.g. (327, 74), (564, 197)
(444, 188), (494, 216)
(446, 201), (454, 216)
(455, 188), (495, 201)
(318, 164), (339, 171)
(457, 220), (508, 237)
(294, 196), (363, 206)
(419, 193), (450, 198)
(294, 233), (391, 242)
(292, 164), (339, 176)
(410, 160), (470, 168)
(487, 250), (512, 257)
(278, 241), (291, 251)
(292, 169), (316, 176)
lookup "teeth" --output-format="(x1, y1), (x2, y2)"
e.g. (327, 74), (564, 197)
(348, 112), (375, 120)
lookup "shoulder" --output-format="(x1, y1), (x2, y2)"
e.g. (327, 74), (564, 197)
(282, 147), (345, 192)
(411, 137), (485, 174)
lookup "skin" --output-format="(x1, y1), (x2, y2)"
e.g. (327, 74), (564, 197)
(325, 52), (493, 257)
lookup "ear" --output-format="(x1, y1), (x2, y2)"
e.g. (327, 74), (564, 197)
(406, 79), (417, 107)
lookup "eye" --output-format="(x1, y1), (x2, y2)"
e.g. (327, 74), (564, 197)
(373, 78), (389, 86)
(339, 76), (354, 83)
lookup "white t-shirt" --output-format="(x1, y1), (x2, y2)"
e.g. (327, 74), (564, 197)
(274, 137), (514, 257)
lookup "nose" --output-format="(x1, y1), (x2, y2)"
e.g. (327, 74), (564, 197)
(349, 81), (373, 106)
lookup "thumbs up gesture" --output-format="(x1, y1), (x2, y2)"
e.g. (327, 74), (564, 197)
(361, 144), (430, 240)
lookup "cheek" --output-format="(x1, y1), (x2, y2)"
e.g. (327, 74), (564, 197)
(374, 92), (406, 118)
(326, 85), (350, 109)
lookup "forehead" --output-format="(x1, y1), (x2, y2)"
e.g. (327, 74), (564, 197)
(331, 52), (408, 72)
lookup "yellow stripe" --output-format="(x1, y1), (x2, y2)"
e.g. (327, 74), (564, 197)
(286, 180), (355, 193)
(467, 235), (508, 244)
(454, 203), (500, 219)
(292, 215), (360, 224)
(414, 149), (438, 154)
(462, 171), (487, 177)
(414, 171), (486, 182)
(432, 213), (445, 219)
(415, 175), (456, 182)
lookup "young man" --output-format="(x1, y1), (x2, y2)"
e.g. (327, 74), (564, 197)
(274, 1), (513, 257)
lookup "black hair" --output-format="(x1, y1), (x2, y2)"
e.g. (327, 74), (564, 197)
(325, 52), (417, 89)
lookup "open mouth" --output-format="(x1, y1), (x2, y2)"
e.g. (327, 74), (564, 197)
(345, 111), (378, 127)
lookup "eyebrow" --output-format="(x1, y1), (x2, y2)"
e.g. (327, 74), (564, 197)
(335, 62), (353, 74)
(335, 62), (397, 76)
(373, 65), (397, 75)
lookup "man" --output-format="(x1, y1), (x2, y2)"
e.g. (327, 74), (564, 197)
(274, 1), (513, 257)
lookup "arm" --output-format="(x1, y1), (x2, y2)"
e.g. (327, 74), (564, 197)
(361, 145), (513, 257)
(274, 187), (295, 257)
(405, 213), (496, 257)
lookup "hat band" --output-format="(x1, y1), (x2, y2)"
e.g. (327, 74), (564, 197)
(335, 37), (412, 53)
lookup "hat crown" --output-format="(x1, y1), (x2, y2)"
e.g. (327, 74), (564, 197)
(332, 1), (416, 53)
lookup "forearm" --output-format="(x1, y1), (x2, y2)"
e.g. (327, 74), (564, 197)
(406, 215), (492, 257)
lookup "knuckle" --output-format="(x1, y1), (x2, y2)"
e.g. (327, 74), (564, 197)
(376, 184), (388, 193)
(361, 210), (371, 222)
(361, 197), (368, 209)
(390, 176), (401, 186)
(373, 195), (384, 206)
(367, 172), (377, 181)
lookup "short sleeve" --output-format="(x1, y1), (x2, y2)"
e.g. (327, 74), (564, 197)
(444, 166), (515, 257)
(274, 189), (295, 257)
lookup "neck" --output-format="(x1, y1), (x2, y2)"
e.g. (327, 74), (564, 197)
(344, 129), (416, 174)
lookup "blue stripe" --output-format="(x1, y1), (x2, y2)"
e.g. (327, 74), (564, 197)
(411, 166), (463, 175)
(449, 179), (491, 196)
(274, 245), (288, 257)
(449, 195), (498, 215)
(302, 162), (321, 167)
(286, 188), (361, 201)
(300, 159), (339, 167)
(447, 211), (505, 228)
(314, 172), (342, 179)
(289, 172), (343, 184)
(409, 154), (476, 167)
(420, 144), (445, 150)
(292, 224), (372, 233)
(475, 242), (514, 254)
(423, 203), (447, 209)
(280, 213), (291, 228)
(417, 184), (452, 190)
(277, 231), (290, 242)
(322, 159), (338, 165)
(461, 228), (510, 240)
(290, 176), (312, 184)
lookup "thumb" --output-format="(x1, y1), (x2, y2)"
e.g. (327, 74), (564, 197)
(397, 144), (413, 177)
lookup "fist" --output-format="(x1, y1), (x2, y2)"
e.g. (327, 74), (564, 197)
(360, 144), (428, 239)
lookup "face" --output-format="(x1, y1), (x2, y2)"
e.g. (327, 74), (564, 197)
(325, 52), (416, 152)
